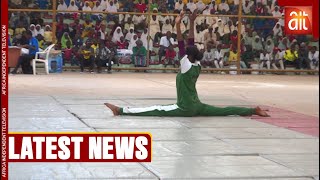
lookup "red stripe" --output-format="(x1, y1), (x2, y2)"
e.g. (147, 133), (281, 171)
(250, 106), (319, 137)
(1, 0), (9, 179)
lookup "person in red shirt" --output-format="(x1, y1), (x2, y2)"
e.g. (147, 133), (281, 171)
(230, 30), (238, 46)
(135, 0), (147, 13)
(117, 36), (127, 49)
(164, 45), (177, 68)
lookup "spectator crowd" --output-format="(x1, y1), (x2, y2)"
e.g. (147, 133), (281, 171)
(8, 0), (319, 74)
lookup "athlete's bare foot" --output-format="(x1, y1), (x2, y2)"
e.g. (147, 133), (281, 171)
(104, 103), (120, 116)
(255, 106), (270, 117)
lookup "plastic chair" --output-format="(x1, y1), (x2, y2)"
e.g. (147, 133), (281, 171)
(32, 44), (55, 75)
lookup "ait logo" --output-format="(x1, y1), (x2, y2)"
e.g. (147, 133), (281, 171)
(285, 7), (312, 35)
(279, 0), (319, 38)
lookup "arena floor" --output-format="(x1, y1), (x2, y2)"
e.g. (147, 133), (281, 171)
(8, 72), (319, 179)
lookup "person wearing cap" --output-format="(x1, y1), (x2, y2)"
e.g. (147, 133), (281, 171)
(78, 39), (95, 73)
(105, 10), (269, 117)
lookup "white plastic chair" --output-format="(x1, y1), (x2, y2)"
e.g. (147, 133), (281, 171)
(32, 44), (55, 75)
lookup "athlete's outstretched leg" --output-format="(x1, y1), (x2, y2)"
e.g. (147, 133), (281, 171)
(198, 103), (269, 117)
(105, 103), (192, 117)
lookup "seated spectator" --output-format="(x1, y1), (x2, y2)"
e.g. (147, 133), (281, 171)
(284, 44), (299, 69)
(67, 0), (80, 19)
(43, 25), (53, 44)
(82, 1), (92, 19)
(308, 46), (319, 70)
(36, 34), (45, 50)
(195, 27), (205, 50)
(100, 0), (109, 10)
(252, 35), (264, 57)
(278, 37), (290, 51)
(132, 10), (146, 27)
(255, 2), (264, 15)
(128, 34), (139, 51)
(230, 30), (238, 46)
(271, 48), (285, 70)
(241, 45), (254, 67)
(197, 0), (206, 11)
(63, 41), (78, 66)
(11, 30), (39, 74)
(106, 1), (118, 22)
(298, 43), (310, 69)
(132, 40), (147, 67)
(175, 0), (184, 11)
(273, 22), (283, 38)
(29, 24), (37, 37)
(242, 0), (254, 15)
(214, 44), (225, 69)
(117, 36), (128, 49)
(96, 41), (113, 73)
(272, 6), (282, 17)
(92, 1), (104, 21)
(61, 32), (73, 49)
(35, 0), (49, 9)
(57, 0), (68, 18)
(162, 19), (174, 35)
(259, 49), (271, 70)
(78, 39), (95, 73)
(34, 24), (44, 37)
(264, 37), (274, 54)
(142, 35), (154, 53)
(158, 31), (175, 63)
(202, 45), (215, 68)
(223, 20), (235, 44)
(75, 0), (84, 10)
(124, 17), (135, 31)
(123, 0), (135, 12)
(204, 27), (218, 49)
(125, 27), (135, 42)
(14, 22), (26, 39)
(150, 0), (159, 11)
(168, 0), (175, 11)
(208, 0), (218, 13)
(112, 27), (124, 43)
(149, 9), (161, 43)
(187, 0), (197, 13)
(218, 0), (230, 13)
(135, 0), (147, 13)
(164, 45), (177, 67)
(228, 46), (237, 63)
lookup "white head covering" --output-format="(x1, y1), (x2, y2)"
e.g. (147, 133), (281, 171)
(125, 27), (135, 41)
(45, 25), (51, 31)
(29, 24), (36, 37)
(35, 24), (44, 36)
(112, 26), (124, 43)
(128, 34), (138, 51)
(68, 0), (79, 11)
(57, 1), (68, 11)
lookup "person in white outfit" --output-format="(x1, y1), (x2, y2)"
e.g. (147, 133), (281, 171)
(214, 44), (224, 68)
(260, 50), (271, 70)
(271, 48), (285, 70)
(308, 46), (319, 70)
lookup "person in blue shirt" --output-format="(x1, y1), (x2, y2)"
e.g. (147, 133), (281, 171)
(11, 30), (39, 74)
(35, 0), (49, 9)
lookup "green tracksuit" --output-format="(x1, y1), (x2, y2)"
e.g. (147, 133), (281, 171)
(119, 55), (256, 117)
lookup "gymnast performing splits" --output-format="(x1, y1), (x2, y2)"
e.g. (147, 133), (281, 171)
(105, 10), (269, 117)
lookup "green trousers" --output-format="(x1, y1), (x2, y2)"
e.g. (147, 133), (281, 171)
(120, 103), (256, 117)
